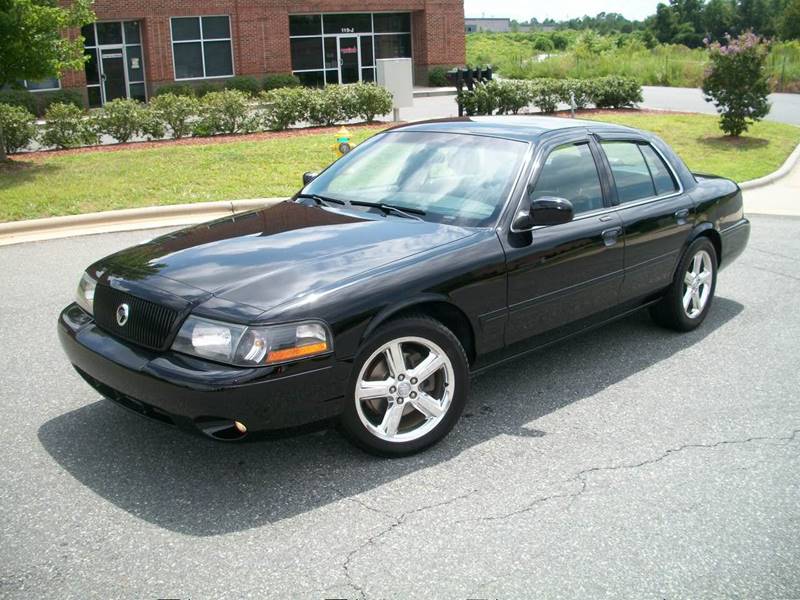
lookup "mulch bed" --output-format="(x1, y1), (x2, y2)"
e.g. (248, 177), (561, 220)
(11, 122), (393, 162)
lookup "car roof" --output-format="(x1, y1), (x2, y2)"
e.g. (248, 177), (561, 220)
(386, 115), (641, 143)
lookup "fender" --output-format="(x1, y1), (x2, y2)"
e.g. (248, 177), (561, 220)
(359, 293), (478, 360)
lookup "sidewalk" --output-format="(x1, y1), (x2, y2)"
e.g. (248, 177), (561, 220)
(744, 158), (800, 216)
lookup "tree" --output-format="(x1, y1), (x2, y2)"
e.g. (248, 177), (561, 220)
(780, 0), (800, 38)
(703, 0), (738, 41)
(0, 0), (95, 159)
(653, 3), (679, 43)
(702, 31), (771, 136)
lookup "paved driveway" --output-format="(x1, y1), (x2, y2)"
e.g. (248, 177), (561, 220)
(401, 87), (800, 126)
(1, 215), (798, 598)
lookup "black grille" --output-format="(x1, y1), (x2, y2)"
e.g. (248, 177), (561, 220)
(94, 284), (180, 350)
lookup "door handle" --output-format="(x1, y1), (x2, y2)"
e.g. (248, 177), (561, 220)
(601, 226), (622, 247)
(674, 208), (690, 224)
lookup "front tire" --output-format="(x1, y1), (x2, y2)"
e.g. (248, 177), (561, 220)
(340, 315), (470, 457)
(650, 237), (718, 332)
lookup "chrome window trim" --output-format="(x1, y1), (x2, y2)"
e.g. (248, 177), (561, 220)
(601, 140), (685, 209)
(511, 138), (687, 233)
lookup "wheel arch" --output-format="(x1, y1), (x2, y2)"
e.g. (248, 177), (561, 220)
(689, 222), (723, 267)
(361, 296), (477, 365)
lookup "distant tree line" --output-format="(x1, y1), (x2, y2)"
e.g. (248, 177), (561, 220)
(511, 0), (800, 46)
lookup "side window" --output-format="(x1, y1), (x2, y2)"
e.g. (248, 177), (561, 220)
(640, 144), (679, 196)
(601, 141), (656, 203)
(531, 143), (604, 215)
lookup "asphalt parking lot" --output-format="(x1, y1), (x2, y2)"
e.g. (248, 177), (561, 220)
(1, 214), (798, 599)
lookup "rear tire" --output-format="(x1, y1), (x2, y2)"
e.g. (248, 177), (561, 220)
(340, 315), (469, 457)
(650, 237), (717, 332)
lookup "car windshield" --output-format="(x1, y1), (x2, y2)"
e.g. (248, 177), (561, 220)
(302, 131), (529, 227)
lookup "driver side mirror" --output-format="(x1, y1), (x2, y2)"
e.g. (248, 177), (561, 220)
(302, 172), (318, 186)
(512, 196), (574, 231)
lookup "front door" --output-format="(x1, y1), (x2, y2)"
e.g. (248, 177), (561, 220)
(502, 138), (625, 346)
(101, 49), (127, 103)
(338, 36), (361, 84)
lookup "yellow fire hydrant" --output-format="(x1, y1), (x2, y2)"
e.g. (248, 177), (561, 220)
(333, 127), (352, 158)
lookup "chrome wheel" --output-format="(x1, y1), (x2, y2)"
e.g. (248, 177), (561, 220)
(354, 336), (455, 443)
(683, 249), (713, 319)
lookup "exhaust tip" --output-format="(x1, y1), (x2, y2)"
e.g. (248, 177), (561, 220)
(196, 417), (248, 441)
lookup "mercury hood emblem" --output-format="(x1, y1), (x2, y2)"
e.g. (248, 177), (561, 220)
(116, 303), (130, 326)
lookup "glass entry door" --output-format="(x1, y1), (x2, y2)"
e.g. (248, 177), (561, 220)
(101, 50), (127, 102)
(337, 36), (361, 84)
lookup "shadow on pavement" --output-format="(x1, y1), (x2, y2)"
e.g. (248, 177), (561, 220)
(38, 298), (743, 536)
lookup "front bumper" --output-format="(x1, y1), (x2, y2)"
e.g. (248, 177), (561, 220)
(58, 304), (348, 438)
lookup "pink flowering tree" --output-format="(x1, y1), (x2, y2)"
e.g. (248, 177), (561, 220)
(702, 31), (771, 137)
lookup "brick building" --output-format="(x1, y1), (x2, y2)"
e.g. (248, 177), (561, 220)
(54, 1), (465, 107)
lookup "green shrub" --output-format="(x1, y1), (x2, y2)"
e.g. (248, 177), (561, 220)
(0, 104), (37, 154)
(590, 76), (643, 108)
(94, 98), (155, 143)
(0, 89), (38, 117)
(349, 82), (393, 122)
(259, 87), (309, 130)
(428, 67), (450, 87)
(703, 32), (771, 136)
(37, 89), (84, 115)
(194, 81), (223, 97)
(41, 103), (97, 149)
(529, 79), (562, 113)
(262, 73), (302, 91)
(224, 76), (260, 96)
(193, 89), (254, 136)
(149, 93), (199, 138)
(489, 80), (532, 114)
(307, 86), (350, 126)
(153, 82), (196, 97)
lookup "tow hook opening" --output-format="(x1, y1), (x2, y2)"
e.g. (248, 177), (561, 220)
(195, 417), (248, 441)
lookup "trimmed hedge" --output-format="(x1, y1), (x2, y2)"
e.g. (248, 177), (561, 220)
(263, 73), (302, 91)
(0, 104), (37, 154)
(0, 89), (38, 117)
(40, 103), (97, 149)
(456, 76), (643, 115)
(224, 76), (260, 96)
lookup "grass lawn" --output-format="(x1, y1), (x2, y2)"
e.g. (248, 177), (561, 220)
(0, 127), (386, 222)
(586, 111), (800, 183)
(1, 112), (798, 222)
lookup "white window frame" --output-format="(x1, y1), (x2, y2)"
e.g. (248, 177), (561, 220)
(21, 78), (62, 92)
(170, 15), (235, 81)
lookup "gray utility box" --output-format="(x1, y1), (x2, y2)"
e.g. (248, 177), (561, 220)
(376, 58), (413, 119)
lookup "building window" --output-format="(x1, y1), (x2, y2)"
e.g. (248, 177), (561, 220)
(171, 16), (234, 80)
(288, 12), (411, 86)
(20, 78), (61, 92)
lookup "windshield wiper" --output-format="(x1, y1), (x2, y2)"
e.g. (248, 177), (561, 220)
(350, 200), (426, 221)
(296, 193), (348, 207)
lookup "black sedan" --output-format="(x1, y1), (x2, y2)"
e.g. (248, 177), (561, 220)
(59, 116), (750, 456)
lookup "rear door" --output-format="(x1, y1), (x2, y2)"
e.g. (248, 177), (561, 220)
(502, 133), (625, 345)
(595, 135), (694, 303)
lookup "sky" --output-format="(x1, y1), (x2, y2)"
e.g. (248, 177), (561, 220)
(463, 0), (662, 22)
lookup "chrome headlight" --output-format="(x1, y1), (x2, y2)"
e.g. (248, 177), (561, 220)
(171, 317), (333, 367)
(76, 272), (97, 315)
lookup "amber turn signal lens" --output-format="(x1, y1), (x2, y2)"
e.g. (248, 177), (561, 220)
(266, 341), (328, 363)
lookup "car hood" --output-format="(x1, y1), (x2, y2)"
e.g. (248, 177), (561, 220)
(91, 201), (475, 313)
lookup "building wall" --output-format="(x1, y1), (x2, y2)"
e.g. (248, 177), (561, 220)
(62, 0), (465, 94)
(463, 18), (510, 33)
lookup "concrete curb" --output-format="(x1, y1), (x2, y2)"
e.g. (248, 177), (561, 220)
(0, 198), (284, 247)
(739, 142), (800, 190)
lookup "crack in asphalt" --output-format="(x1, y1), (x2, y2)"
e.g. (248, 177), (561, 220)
(457, 429), (800, 526)
(325, 429), (798, 597)
(329, 489), (477, 599)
